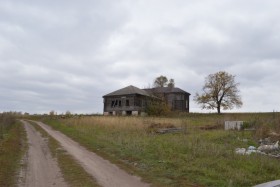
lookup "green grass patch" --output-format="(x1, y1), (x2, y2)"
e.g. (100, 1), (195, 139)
(0, 121), (26, 187)
(40, 113), (280, 187)
(29, 121), (100, 187)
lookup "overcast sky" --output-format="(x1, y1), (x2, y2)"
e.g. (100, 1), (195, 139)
(1, 0), (280, 114)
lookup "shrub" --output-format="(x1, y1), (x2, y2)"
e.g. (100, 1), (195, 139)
(145, 99), (171, 116)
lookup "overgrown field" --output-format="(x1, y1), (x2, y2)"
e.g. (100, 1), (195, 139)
(41, 113), (280, 187)
(0, 114), (26, 186)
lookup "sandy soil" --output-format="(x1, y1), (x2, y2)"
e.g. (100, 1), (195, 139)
(19, 120), (67, 187)
(31, 120), (150, 187)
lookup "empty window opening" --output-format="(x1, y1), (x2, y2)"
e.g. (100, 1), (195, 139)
(111, 99), (122, 107)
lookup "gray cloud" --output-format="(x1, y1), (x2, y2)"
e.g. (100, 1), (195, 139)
(1, 0), (280, 113)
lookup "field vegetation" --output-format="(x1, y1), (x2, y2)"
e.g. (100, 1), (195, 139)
(0, 113), (26, 187)
(39, 112), (280, 187)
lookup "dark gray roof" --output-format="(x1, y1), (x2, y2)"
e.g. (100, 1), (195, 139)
(103, 85), (150, 97)
(143, 87), (191, 95)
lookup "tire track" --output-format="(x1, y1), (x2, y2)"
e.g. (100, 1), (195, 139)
(19, 120), (67, 187)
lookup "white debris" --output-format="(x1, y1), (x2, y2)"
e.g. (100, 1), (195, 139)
(236, 146), (257, 155)
(246, 150), (257, 155)
(235, 139), (280, 156)
(235, 148), (246, 155)
(248, 146), (256, 150)
(257, 141), (279, 152)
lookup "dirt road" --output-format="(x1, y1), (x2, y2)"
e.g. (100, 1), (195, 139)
(29, 120), (150, 187)
(19, 120), (67, 187)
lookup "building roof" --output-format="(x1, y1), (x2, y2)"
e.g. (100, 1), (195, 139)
(143, 87), (191, 95)
(103, 85), (150, 97)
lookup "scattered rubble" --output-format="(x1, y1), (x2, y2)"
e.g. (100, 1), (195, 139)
(235, 140), (280, 158)
(235, 148), (246, 155)
(257, 141), (279, 152)
(235, 146), (257, 155)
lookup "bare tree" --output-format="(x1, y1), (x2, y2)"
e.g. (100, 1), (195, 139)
(194, 71), (242, 114)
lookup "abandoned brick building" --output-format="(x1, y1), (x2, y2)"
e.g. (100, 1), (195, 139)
(103, 85), (190, 115)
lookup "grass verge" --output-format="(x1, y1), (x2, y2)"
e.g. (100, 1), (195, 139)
(40, 113), (280, 187)
(29, 121), (100, 187)
(0, 121), (26, 187)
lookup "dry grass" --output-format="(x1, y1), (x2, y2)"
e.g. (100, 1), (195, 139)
(41, 113), (280, 187)
(64, 116), (184, 129)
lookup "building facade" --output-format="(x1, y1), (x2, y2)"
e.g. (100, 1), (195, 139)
(103, 85), (190, 115)
(144, 87), (190, 112)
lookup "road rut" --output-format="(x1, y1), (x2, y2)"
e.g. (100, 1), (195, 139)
(31, 120), (150, 187)
(19, 120), (67, 187)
